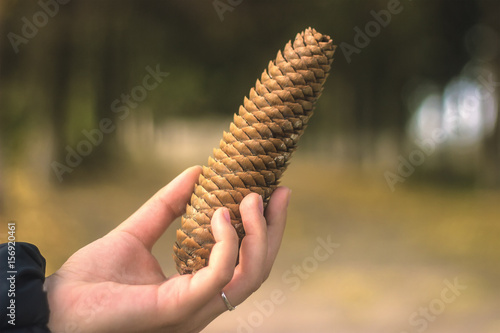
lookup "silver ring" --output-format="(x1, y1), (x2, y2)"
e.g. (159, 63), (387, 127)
(221, 291), (236, 311)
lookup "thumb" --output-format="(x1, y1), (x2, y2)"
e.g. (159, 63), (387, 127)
(115, 166), (202, 251)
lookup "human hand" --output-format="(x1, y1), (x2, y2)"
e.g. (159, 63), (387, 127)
(44, 166), (290, 333)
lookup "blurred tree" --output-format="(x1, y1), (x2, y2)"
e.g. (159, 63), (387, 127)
(0, 0), (498, 187)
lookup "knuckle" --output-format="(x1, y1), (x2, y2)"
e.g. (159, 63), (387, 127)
(249, 275), (264, 293)
(217, 266), (235, 286)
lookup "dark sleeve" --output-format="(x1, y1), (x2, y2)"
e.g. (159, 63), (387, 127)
(1, 242), (50, 332)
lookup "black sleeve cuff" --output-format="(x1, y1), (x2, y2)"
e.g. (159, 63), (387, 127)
(1, 242), (50, 332)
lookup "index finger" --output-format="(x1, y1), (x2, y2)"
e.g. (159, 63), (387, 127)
(213, 188), (290, 309)
(216, 193), (268, 306)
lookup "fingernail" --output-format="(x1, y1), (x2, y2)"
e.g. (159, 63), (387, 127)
(286, 188), (292, 207)
(257, 195), (264, 215)
(222, 208), (231, 223)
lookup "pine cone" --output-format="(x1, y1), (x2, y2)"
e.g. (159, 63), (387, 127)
(173, 27), (336, 274)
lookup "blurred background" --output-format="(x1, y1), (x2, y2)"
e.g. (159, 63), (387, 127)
(1, 0), (499, 332)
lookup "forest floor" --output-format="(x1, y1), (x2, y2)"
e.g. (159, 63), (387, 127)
(2, 156), (500, 333)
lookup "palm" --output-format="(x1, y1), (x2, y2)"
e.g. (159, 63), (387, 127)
(46, 233), (168, 332)
(63, 231), (166, 285)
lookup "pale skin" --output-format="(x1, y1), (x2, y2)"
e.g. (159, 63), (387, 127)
(44, 166), (290, 333)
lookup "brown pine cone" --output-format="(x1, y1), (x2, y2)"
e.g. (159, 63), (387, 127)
(173, 27), (336, 274)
